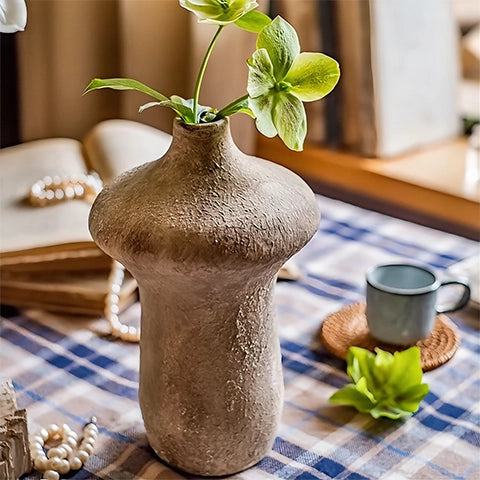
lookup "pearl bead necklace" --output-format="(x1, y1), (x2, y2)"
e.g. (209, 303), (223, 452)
(29, 173), (103, 207)
(28, 174), (140, 343)
(106, 261), (140, 342)
(30, 417), (98, 480)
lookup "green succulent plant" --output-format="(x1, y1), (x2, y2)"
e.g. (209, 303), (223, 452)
(84, 0), (340, 151)
(329, 346), (430, 419)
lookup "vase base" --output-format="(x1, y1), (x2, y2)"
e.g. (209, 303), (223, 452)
(152, 443), (269, 477)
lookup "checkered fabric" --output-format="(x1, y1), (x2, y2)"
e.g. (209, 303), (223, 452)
(1, 196), (479, 480)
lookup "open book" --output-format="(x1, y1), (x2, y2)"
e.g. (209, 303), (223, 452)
(0, 120), (172, 314)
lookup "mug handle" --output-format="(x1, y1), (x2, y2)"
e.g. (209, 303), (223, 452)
(436, 280), (471, 314)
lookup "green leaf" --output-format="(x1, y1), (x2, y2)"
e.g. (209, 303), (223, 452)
(347, 347), (377, 391)
(137, 97), (195, 123)
(168, 95), (198, 123)
(83, 78), (168, 102)
(248, 93), (277, 138)
(372, 348), (395, 387)
(370, 404), (412, 420)
(354, 376), (376, 403)
(330, 346), (430, 419)
(387, 347), (423, 392)
(216, 97), (255, 119)
(138, 95), (218, 124)
(138, 101), (163, 113)
(272, 92), (306, 151)
(235, 9), (271, 32)
(395, 383), (430, 412)
(256, 16), (300, 81)
(329, 383), (375, 412)
(284, 52), (340, 102)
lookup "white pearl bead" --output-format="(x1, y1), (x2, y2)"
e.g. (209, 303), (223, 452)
(67, 430), (78, 441)
(47, 424), (59, 434)
(61, 443), (73, 457)
(40, 428), (49, 441)
(34, 456), (49, 470)
(69, 456), (83, 470)
(109, 293), (119, 304)
(32, 445), (46, 457)
(110, 314), (121, 329)
(76, 450), (90, 463)
(47, 446), (66, 459)
(48, 457), (63, 471)
(85, 429), (98, 439)
(61, 423), (72, 434)
(65, 436), (77, 448)
(42, 470), (60, 480)
(85, 423), (98, 433)
(30, 441), (43, 453)
(33, 435), (45, 445)
(80, 443), (94, 454)
(57, 459), (71, 474)
(81, 436), (95, 448)
(31, 440), (44, 451)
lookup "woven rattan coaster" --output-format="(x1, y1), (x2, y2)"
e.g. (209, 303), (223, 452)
(320, 302), (460, 371)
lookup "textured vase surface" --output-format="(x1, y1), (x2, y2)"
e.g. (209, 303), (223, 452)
(88, 119), (320, 476)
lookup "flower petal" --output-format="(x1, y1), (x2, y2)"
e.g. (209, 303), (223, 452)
(256, 16), (300, 81)
(247, 48), (275, 98)
(284, 52), (340, 102)
(235, 9), (271, 33)
(248, 94), (277, 138)
(180, 0), (258, 25)
(272, 92), (306, 151)
(0, 0), (27, 33)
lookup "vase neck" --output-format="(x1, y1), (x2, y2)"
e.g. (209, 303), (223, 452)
(172, 118), (232, 142)
(169, 119), (238, 170)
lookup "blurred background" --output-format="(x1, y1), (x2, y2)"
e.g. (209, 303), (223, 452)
(1, 0), (478, 150)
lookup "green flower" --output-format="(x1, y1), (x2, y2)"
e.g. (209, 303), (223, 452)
(84, 8), (339, 152)
(179, 0), (258, 25)
(247, 16), (340, 151)
(329, 346), (430, 420)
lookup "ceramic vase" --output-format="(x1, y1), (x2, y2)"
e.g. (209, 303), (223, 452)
(88, 118), (320, 476)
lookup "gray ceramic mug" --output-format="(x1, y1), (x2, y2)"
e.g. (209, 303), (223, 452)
(366, 263), (471, 346)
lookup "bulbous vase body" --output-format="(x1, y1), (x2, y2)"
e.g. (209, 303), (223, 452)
(88, 119), (320, 475)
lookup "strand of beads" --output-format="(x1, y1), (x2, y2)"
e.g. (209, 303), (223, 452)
(29, 172), (103, 207)
(30, 417), (98, 480)
(105, 261), (140, 342)
(28, 172), (140, 344)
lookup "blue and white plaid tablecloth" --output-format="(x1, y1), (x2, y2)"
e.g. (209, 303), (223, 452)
(1, 195), (479, 480)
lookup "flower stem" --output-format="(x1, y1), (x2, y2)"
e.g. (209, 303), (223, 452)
(193, 25), (224, 122)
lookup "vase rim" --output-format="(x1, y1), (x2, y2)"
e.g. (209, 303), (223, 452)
(174, 117), (229, 129)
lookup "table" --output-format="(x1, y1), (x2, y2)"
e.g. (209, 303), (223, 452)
(2, 195), (479, 480)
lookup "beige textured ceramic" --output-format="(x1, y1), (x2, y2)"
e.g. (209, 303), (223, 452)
(88, 119), (320, 475)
